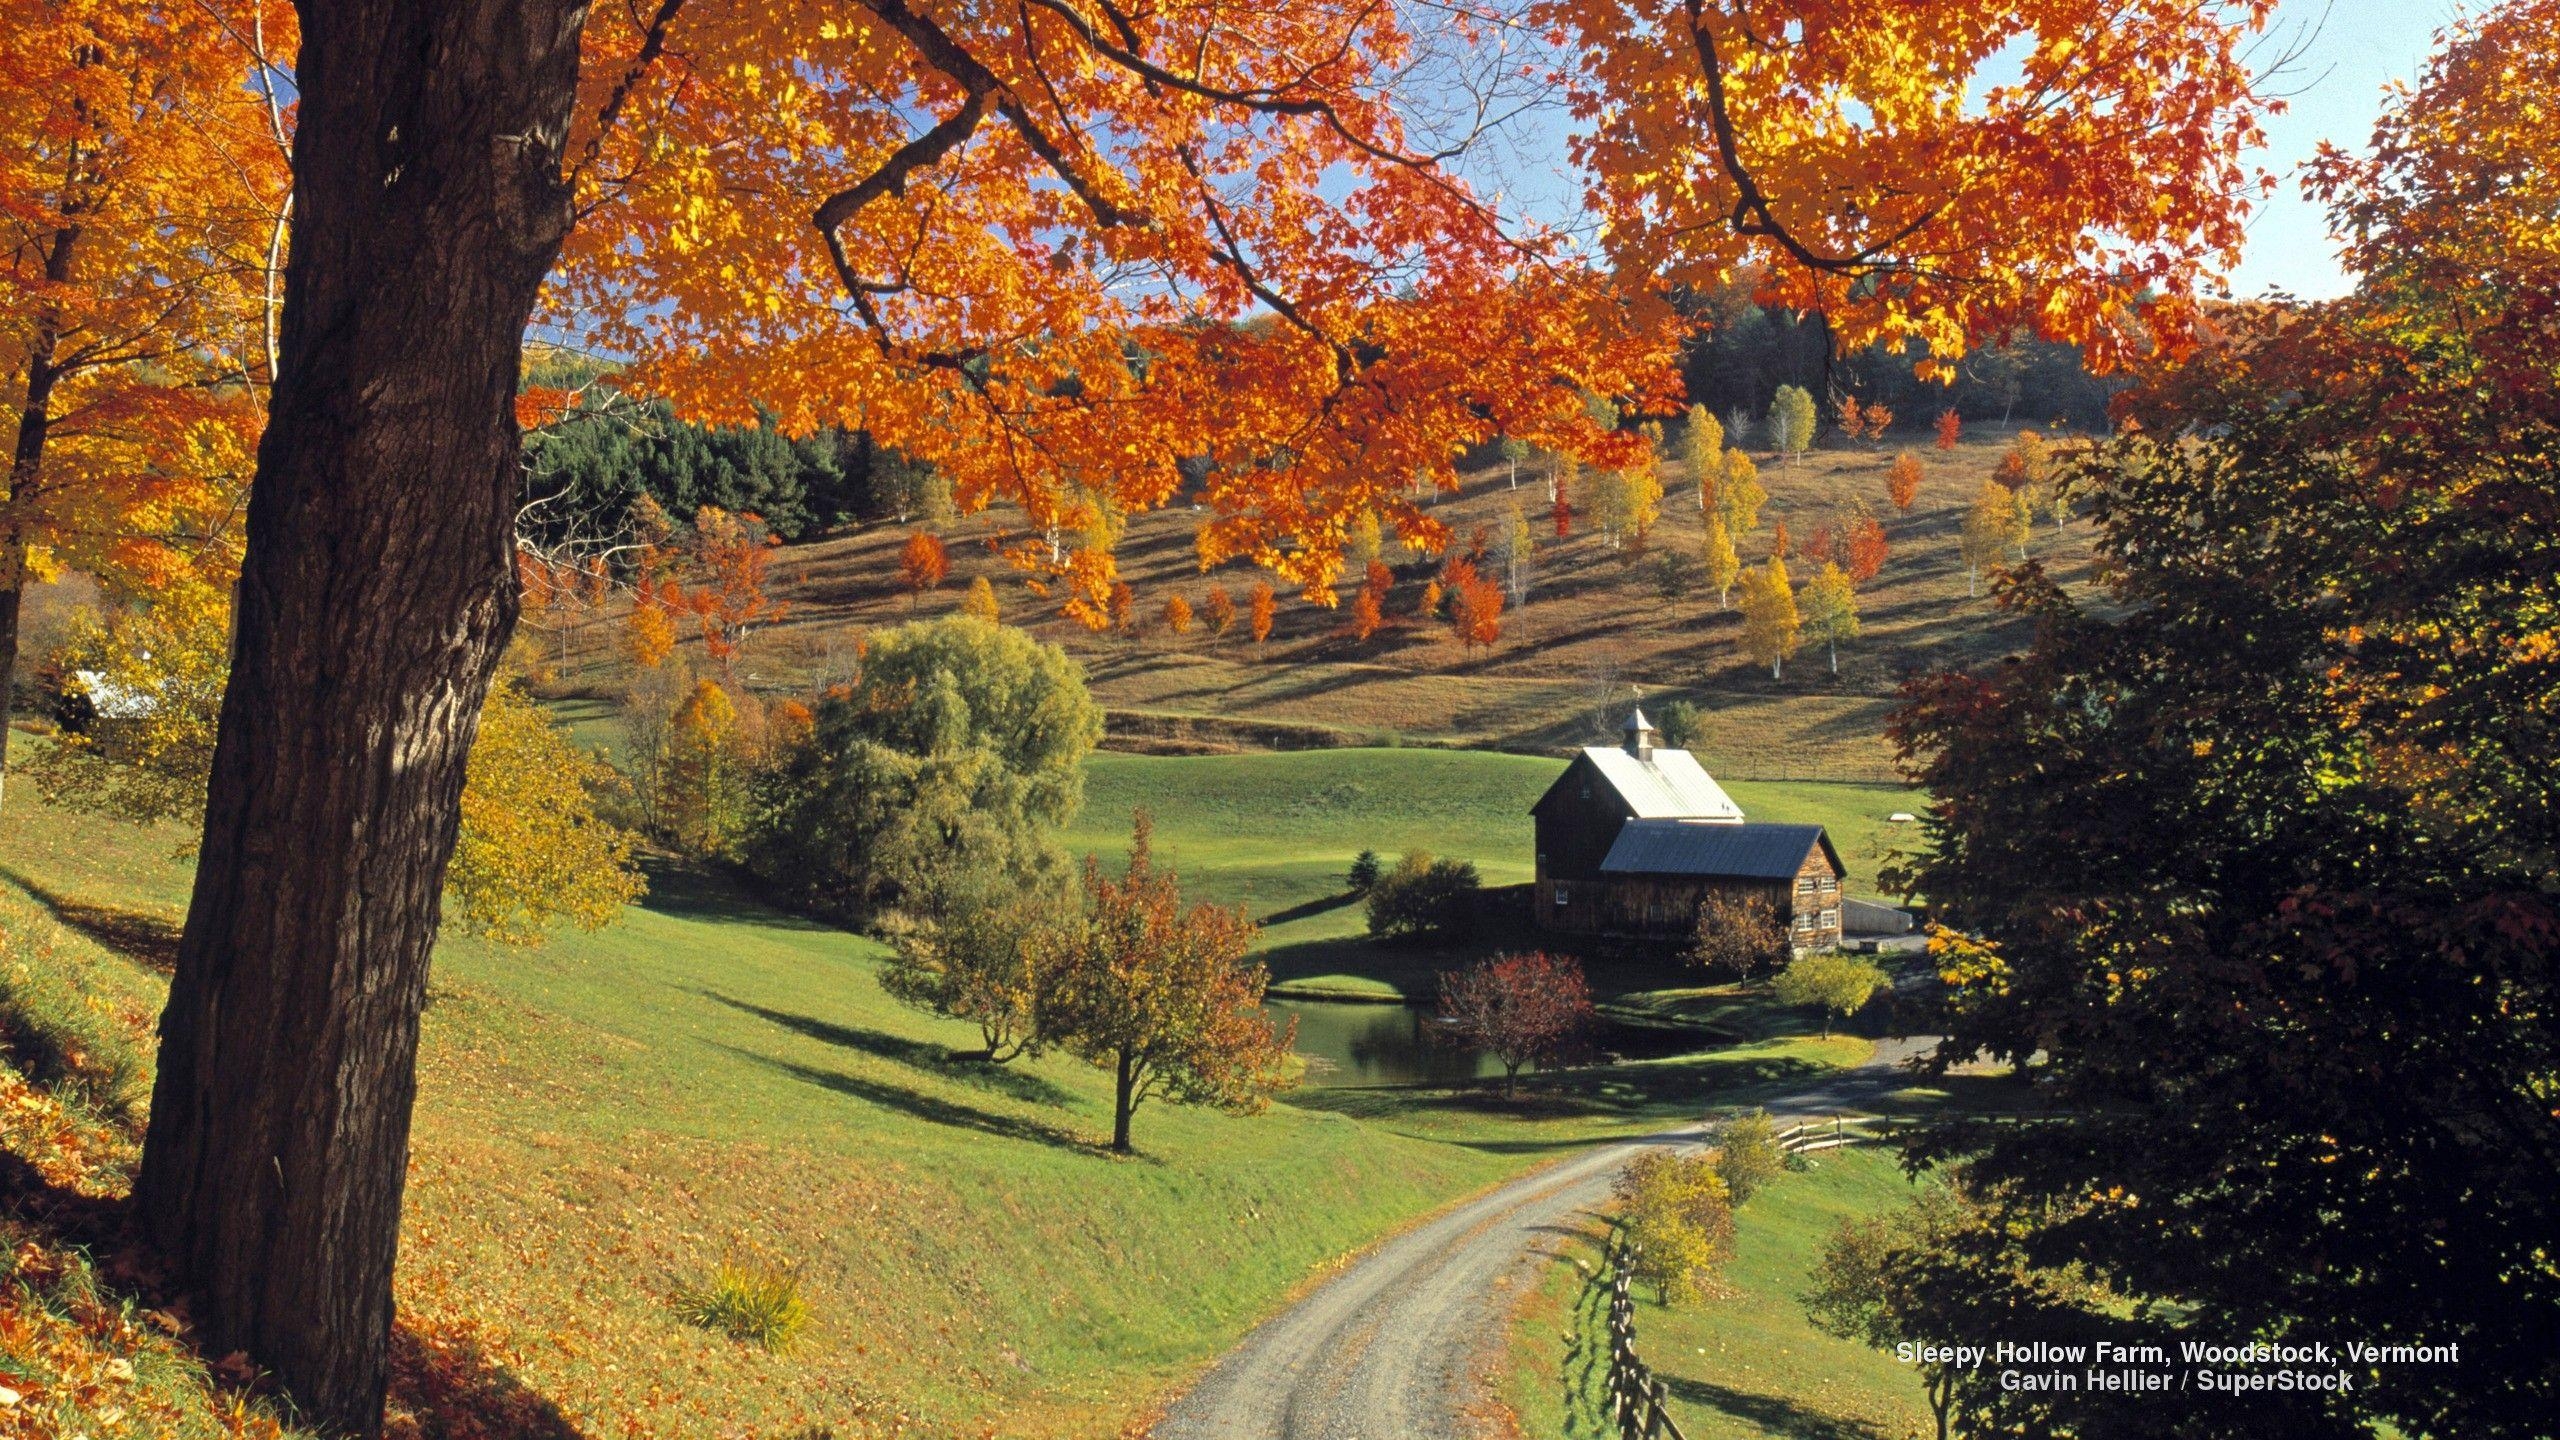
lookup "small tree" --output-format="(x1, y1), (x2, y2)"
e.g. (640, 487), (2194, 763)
(1718, 449), (1767, 535)
(1688, 890), (1785, 980)
(1768, 384), (1818, 464)
(1499, 436), (1532, 489)
(1161, 593), (1195, 636)
(1654, 699), (1702, 750)
(1497, 498), (1535, 603)
(1960, 480), (2026, 596)
(659, 678), (752, 858)
(1771, 952), (1888, 1038)
(899, 530), (949, 607)
(1712, 1109), (1787, 1204)
(1680, 403), (1724, 513)
(1798, 562), (1862, 675)
(1041, 813), (1300, 1153)
(1703, 516), (1742, 609)
(1886, 450), (1924, 512)
(1844, 515), (1890, 584)
(1364, 850), (1483, 943)
(1346, 849), (1383, 893)
(1347, 511), (1385, 570)
(959, 575), (1001, 623)
(1203, 586), (1238, 637)
(1437, 952), (1593, 1097)
(673, 507), (791, 678)
(1738, 556), (1801, 680)
(1615, 1152), (1735, 1306)
(1934, 408), (1962, 451)
(880, 889), (1071, 1062)
(1108, 580), (1139, 635)
(1248, 581), (1277, 644)
(1448, 562), (1505, 651)
(1348, 582), (1385, 641)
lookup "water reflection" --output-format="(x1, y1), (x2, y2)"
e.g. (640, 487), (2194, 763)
(1270, 998), (1698, 1088)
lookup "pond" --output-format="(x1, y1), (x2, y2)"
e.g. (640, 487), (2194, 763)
(1269, 998), (1705, 1089)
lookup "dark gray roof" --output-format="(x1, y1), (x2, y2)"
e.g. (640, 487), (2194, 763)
(1599, 820), (1838, 880)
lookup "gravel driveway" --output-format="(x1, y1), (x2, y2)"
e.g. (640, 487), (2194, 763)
(1151, 1037), (1936, 1440)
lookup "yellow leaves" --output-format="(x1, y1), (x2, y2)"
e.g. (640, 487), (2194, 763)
(446, 679), (647, 946)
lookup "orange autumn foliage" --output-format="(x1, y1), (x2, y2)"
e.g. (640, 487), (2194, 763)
(899, 530), (950, 602)
(1348, 584), (1385, 642)
(1203, 586), (1238, 637)
(1248, 582), (1276, 644)
(1845, 516), (1890, 584)
(1161, 592), (1194, 635)
(1887, 451), (1926, 511)
(1445, 559), (1504, 651)
(1935, 409), (1963, 451)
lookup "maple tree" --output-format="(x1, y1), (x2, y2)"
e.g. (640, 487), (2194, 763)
(959, 574), (1001, 622)
(1687, 889), (1784, 980)
(1934, 409), (1962, 451)
(73, 0), (2286, 1420)
(1201, 585), (1236, 637)
(1160, 592), (1193, 636)
(1885, 451), (1925, 512)
(665, 506), (787, 677)
(1436, 952), (1591, 1097)
(0, 0), (287, 809)
(899, 529), (950, 606)
(1844, 516), (1889, 585)
(1247, 581), (1276, 645)
(1443, 557), (1504, 652)
(1041, 812), (1298, 1152)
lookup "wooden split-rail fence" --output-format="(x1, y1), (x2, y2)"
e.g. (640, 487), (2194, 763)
(1600, 1234), (1687, 1440)
(1773, 1114), (1880, 1155)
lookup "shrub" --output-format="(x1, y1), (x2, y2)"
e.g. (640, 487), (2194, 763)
(1614, 1151), (1735, 1306)
(672, 1262), (811, 1351)
(1346, 849), (1382, 893)
(1712, 1109), (1786, 1204)
(1654, 699), (1702, 750)
(1688, 889), (1786, 980)
(1771, 952), (1890, 1038)
(1363, 850), (1481, 943)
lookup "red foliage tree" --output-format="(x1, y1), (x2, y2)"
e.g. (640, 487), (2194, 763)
(1349, 583), (1385, 641)
(1886, 450), (1926, 511)
(1845, 516), (1890, 584)
(1248, 582), (1277, 644)
(1448, 564), (1505, 651)
(1771, 520), (1792, 560)
(1935, 409), (1963, 451)
(671, 507), (788, 676)
(1551, 488), (1574, 537)
(1805, 523), (1836, 566)
(1437, 952), (1592, 1096)
(898, 530), (949, 607)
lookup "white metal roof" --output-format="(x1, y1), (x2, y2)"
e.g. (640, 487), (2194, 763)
(1577, 745), (1745, 821)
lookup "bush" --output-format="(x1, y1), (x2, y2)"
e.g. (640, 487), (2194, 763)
(1614, 1151), (1735, 1306)
(672, 1262), (811, 1351)
(1771, 952), (1889, 1037)
(1653, 699), (1702, 750)
(1712, 1109), (1786, 1204)
(1363, 850), (1481, 943)
(1688, 889), (1786, 980)
(1346, 849), (1382, 893)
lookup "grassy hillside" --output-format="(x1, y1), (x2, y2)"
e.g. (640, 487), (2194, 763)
(1509, 1149), (1933, 1440)
(0, 771), (1875, 1437)
(621, 426), (2096, 783)
(1063, 749), (1920, 999)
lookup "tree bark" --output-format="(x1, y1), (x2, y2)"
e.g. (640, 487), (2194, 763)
(133, 4), (590, 1435)
(1112, 1049), (1138, 1152)
(2, 223), (75, 813)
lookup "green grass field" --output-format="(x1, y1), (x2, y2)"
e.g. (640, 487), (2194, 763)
(1510, 1148), (1936, 1440)
(0, 742), (1894, 1438)
(1063, 749), (1922, 1000)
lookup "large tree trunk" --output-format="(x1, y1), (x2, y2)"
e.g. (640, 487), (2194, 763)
(134, 4), (589, 1434)
(3, 231), (72, 813)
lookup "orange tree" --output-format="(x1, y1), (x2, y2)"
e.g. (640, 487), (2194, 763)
(0, 0), (289, 807)
(88, 0), (2282, 1427)
(1885, 8), (2560, 1434)
(1040, 812), (1297, 1152)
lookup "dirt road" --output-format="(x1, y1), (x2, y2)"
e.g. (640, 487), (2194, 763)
(1150, 1038), (1934, 1440)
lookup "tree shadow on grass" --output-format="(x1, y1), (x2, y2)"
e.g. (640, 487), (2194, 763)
(701, 992), (1074, 1107)
(1662, 1375), (1900, 1440)
(1288, 1048), (1833, 1151)
(388, 1324), (588, 1439)
(0, 867), (181, 972)
(1258, 890), (1360, 927)
(712, 1044), (1107, 1157)
(636, 858), (839, 933)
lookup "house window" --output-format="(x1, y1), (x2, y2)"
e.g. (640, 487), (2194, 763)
(1818, 876), (1837, 893)
(1795, 913), (1815, 933)
(1796, 877), (1817, 895)
(1820, 909), (1840, 930)
(1554, 884), (1572, 907)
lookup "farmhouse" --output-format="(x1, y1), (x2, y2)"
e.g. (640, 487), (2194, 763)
(1531, 710), (1845, 952)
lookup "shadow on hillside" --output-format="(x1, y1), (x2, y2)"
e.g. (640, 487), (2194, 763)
(714, 1044), (1103, 1156)
(0, 867), (181, 972)
(703, 993), (1074, 1107)
(1663, 1376), (1899, 1440)
(389, 1324), (587, 1439)
(1289, 1046), (1833, 1150)
(1259, 890), (1360, 927)
(637, 859), (837, 933)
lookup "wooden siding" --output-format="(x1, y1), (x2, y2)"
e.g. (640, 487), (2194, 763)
(1534, 836), (1846, 951)
(1531, 753), (1636, 883)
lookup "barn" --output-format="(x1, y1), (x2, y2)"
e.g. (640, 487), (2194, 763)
(1531, 710), (1845, 953)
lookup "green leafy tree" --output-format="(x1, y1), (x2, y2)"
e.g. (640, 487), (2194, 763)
(1770, 952), (1885, 1037)
(1346, 849), (1383, 892)
(1653, 699), (1702, 750)
(1711, 1109), (1786, 1205)
(1041, 813), (1299, 1152)
(1768, 384), (1818, 464)
(879, 889), (1072, 1062)
(1498, 436), (1532, 489)
(1797, 561), (1862, 674)
(747, 616), (1103, 921)
(1363, 849), (1482, 943)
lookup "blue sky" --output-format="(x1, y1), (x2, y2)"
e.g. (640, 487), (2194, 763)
(2231, 1), (2454, 298)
